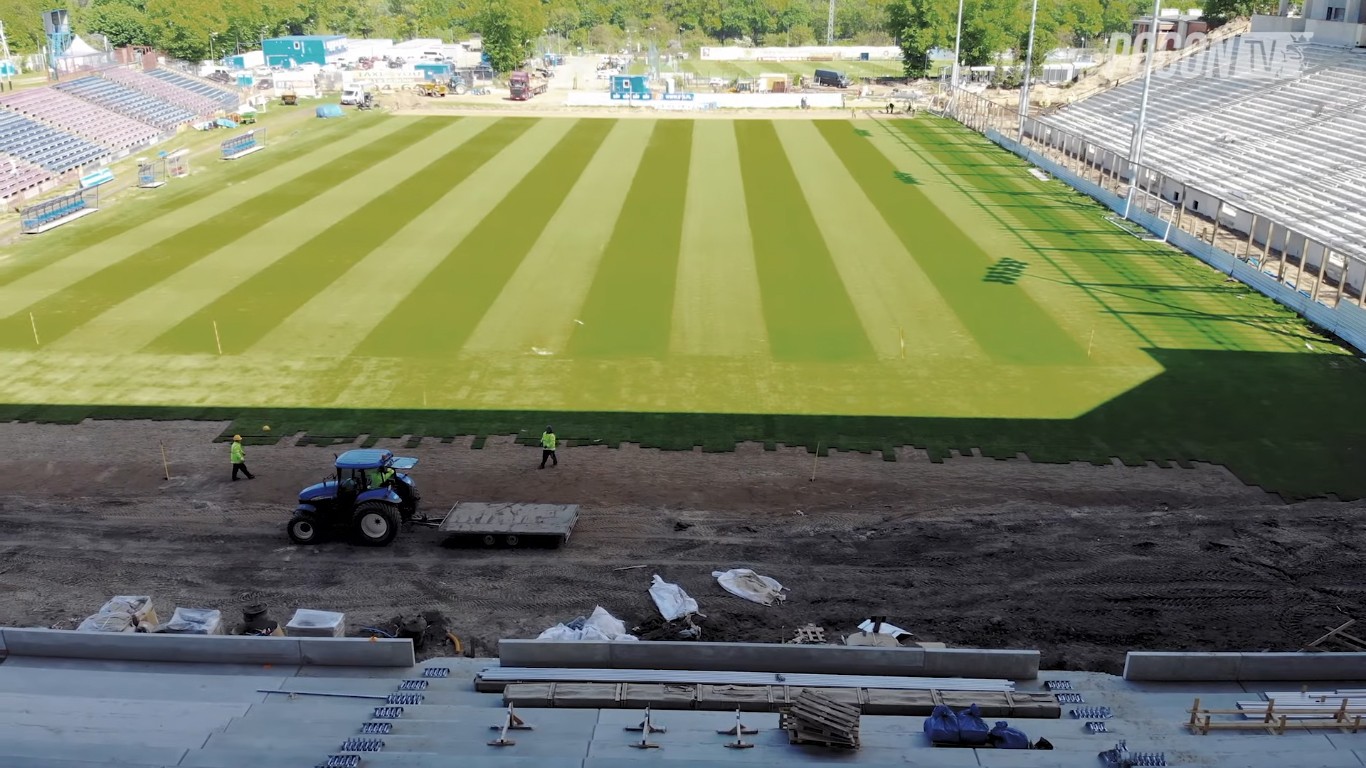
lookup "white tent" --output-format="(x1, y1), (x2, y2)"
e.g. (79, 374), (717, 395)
(60, 35), (102, 59)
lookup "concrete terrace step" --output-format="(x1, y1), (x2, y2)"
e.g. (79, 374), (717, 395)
(179, 747), (587, 768)
(0, 739), (188, 766)
(0, 665), (292, 702)
(226, 707), (600, 735)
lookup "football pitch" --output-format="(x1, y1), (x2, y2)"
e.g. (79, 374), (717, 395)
(2, 113), (1364, 497)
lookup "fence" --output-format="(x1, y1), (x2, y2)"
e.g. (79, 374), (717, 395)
(938, 88), (1366, 354)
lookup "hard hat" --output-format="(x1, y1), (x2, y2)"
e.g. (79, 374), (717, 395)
(546, 425), (553, 431)
(232, 434), (242, 441)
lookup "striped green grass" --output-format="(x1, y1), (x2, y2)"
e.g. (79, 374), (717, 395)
(0, 114), (1362, 498)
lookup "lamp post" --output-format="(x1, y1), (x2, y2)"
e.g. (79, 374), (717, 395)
(1126, 0), (1163, 216)
(951, 0), (965, 88)
(1017, 0), (1039, 140)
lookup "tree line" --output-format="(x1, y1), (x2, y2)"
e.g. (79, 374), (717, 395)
(1, 0), (1239, 75)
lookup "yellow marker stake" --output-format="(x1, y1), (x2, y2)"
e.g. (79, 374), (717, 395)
(1087, 328), (1096, 358)
(899, 327), (906, 360)
(213, 320), (223, 356)
(29, 312), (39, 347)
(159, 441), (171, 481)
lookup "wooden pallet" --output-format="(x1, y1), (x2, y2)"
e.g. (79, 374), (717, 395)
(781, 690), (861, 749)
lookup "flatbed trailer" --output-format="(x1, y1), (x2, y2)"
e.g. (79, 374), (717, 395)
(434, 502), (579, 547)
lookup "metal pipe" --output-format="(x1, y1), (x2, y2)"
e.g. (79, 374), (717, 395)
(1018, 0), (1041, 140)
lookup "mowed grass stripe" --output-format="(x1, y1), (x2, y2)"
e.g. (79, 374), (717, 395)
(773, 120), (981, 362)
(734, 120), (873, 362)
(0, 119), (441, 350)
(0, 117), (368, 288)
(249, 118), (564, 357)
(57, 120), (486, 355)
(356, 119), (615, 358)
(465, 119), (655, 355)
(815, 120), (1085, 365)
(904, 120), (1296, 353)
(0, 118), (412, 310)
(569, 120), (692, 359)
(671, 121), (768, 358)
(141, 119), (495, 355)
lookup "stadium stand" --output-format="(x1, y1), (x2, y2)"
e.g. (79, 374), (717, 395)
(0, 152), (53, 200)
(55, 75), (197, 132)
(0, 109), (107, 173)
(0, 88), (161, 151)
(1037, 41), (1366, 266)
(101, 67), (236, 115)
(146, 68), (241, 110)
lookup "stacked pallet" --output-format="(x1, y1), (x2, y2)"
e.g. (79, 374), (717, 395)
(1239, 690), (1366, 720)
(780, 690), (861, 749)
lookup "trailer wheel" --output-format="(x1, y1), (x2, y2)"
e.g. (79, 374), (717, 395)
(481, 534), (496, 547)
(353, 502), (399, 547)
(504, 534), (520, 547)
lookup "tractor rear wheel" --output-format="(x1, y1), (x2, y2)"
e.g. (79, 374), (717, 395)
(353, 502), (400, 547)
(287, 515), (320, 545)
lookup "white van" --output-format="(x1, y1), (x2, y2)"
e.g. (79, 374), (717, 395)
(340, 86), (363, 105)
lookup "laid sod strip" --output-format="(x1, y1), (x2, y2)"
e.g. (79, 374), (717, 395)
(734, 120), (874, 363)
(463, 120), (656, 355)
(251, 118), (560, 357)
(816, 120), (1084, 365)
(0, 118), (439, 350)
(772, 119), (979, 362)
(0, 115), (374, 287)
(63, 120), (471, 355)
(0, 117), (411, 311)
(671, 120), (769, 358)
(569, 120), (693, 359)
(903, 120), (1304, 354)
(145, 119), (505, 355)
(355, 119), (615, 358)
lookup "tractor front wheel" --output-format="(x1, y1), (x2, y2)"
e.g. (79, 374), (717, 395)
(353, 502), (400, 547)
(287, 515), (320, 545)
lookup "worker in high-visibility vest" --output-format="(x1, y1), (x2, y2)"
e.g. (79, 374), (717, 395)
(230, 435), (255, 481)
(539, 426), (558, 469)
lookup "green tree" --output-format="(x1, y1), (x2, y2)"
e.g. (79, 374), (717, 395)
(146, 0), (227, 60)
(477, 0), (541, 71)
(888, 0), (954, 77)
(1203, 0), (1274, 23)
(84, 2), (154, 48)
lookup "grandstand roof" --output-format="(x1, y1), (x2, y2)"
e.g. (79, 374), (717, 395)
(1039, 40), (1366, 261)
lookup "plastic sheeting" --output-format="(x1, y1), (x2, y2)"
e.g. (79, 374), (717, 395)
(163, 607), (223, 635)
(537, 606), (638, 641)
(77, 596), (157, 633)
(649, 575), (699, 621)
(712, 568), (786, 606)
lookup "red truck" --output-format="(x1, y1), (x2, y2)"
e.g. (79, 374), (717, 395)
(509, 70), (548, 100)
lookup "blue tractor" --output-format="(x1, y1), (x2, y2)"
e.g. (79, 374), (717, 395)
(287, 449), (420, 546)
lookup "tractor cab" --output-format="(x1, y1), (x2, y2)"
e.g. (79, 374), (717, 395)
(288, 449), (420, 546)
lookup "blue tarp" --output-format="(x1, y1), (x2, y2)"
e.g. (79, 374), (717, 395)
(315, 104), (344, 118)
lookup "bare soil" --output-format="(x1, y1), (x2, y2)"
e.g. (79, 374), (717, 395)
(0, 419), (1362, 673)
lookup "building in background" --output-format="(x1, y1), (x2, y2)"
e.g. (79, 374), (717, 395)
(262, 35), (348, 68)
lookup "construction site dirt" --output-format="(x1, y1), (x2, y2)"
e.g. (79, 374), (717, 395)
(0, 419), (1362, 673)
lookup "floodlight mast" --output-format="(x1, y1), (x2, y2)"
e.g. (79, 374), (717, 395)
(1127, 0), (1164, 215)
(951, 0), (965, 89)
(1017, 0), (1040, 140)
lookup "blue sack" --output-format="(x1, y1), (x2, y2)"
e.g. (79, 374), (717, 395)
(955, 703), (990, 745)
(989, 720), (1031, 749)
(923, 704), (960, 743)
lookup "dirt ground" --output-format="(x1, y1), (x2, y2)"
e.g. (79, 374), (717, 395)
(0, 419), (1362, 673)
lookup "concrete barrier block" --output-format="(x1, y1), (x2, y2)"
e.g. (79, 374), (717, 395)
(297, 637), (413, 667)
(499, 639), (613, 668)
(1237, 652), (1366, 681)
(0, 628), (303, 665)
(921, 648), (1040, 680)
(1123, 652), (1242, 682)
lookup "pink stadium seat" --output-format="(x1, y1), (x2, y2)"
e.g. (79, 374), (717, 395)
(101, 67), (226, 116)
(0, 152), (53, 202)
(0, 88), (160, 151)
